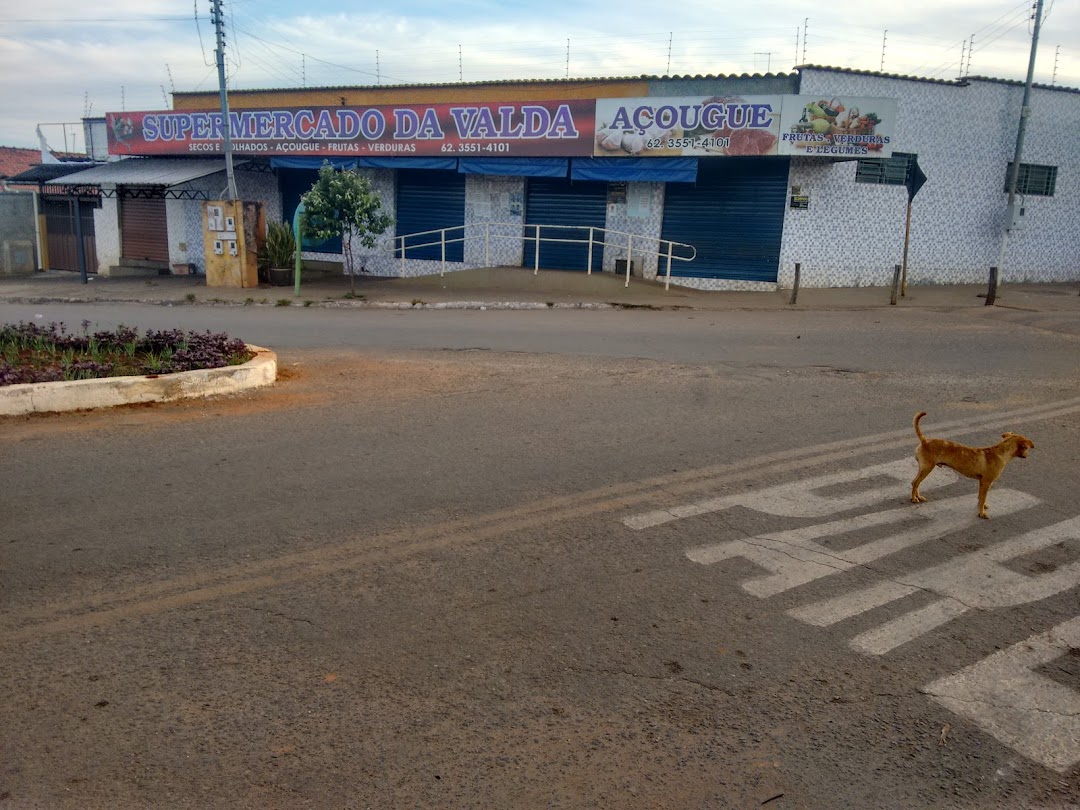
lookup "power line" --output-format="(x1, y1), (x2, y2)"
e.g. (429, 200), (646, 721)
(1, 16), (188, 23)
(229, 22), (407, 83)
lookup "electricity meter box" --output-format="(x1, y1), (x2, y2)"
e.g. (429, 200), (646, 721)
(202, 200), (264, 288)
(1005, 202), (1027, 231)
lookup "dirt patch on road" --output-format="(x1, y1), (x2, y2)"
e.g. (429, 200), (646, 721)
(0, 349), (493, 441)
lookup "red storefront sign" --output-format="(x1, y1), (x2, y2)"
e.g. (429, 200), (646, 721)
(106, 99), (596, 158)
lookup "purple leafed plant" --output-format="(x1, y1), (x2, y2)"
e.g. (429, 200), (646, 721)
(0, 321), (254, 387)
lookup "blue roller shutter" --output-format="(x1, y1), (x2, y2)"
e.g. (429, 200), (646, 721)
(523, 177), (607, 272)
(395, 169), (466, 262)
(661, 158), (789, 282)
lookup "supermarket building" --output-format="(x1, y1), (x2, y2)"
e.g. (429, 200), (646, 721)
(59, 65), (1079, 290)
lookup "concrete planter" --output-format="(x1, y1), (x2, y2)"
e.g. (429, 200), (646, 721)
(0, 346), (277, 417)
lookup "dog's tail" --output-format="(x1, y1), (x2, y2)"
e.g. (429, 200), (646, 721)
(914, 411), (928, 444)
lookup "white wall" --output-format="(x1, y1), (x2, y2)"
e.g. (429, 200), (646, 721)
(781, 70), (1080, 287)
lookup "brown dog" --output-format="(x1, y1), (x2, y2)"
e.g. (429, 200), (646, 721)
(910, 411), (1034, 519)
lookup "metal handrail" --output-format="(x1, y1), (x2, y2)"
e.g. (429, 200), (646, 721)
(391, 222), (697, 290)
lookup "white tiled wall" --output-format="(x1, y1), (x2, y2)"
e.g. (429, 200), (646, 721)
(781, 70), (1080, 287)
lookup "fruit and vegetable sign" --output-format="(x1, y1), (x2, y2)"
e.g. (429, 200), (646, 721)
(106, 100), (597, 157)
(593, 95), (896, 158)
(778, 95), (896, 156)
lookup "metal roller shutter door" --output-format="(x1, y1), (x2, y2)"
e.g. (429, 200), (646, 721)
(661, 158), (789, 282)
(120, 195), (168, 263)
(523, 177), (607, 272)
(395, 170), (466, 262)
(43, 199), (99, 273)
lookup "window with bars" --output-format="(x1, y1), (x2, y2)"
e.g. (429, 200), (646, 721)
(855, 152), (917, 186)
(1005, 163), (1057, 196)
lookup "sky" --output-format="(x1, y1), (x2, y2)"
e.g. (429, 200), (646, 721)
(1, 0), (1076, 152)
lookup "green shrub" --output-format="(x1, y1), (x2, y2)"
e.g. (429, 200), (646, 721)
(262, 220), (297, 269)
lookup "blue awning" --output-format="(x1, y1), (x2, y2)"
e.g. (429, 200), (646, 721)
(571, 157), (698, 183)
(357, 157), (458, 170)
(270, 157), (357, 170)
(457, 158), (568, 178)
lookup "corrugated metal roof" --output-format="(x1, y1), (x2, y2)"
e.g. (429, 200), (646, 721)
(54, 158), (242, 187)
(174, 66), (1078, 97)
(8, 162), (97, 183)
(797, 64), (1080, 94)
(176, 72), (796, 97)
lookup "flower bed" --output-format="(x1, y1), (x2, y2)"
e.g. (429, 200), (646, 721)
(0, 321), (254, 387)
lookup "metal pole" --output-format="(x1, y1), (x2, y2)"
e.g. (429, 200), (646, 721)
(665, 242), (673, 291)
(890, 264), (901, 305)
(293, 202), (304, 297)
(72, 197), (88, 284)
(211, 0), (238, 200)
(986, 266), (999, 306)
(400, 236), (406, 277)
(533, 225), (540, 275)
(485, 222), (490, 268)
(900, 199), (912, 296)
(625, 234), (633, 287)
(996, 0), (1045, 288)
(789, 262), (801, 305)
(587, 227), (593, 275)
(441, 229), (446, 277)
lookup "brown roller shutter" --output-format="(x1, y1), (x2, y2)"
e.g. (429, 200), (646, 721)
(43, 199), (98, 273)
(120, 194), (168, 263)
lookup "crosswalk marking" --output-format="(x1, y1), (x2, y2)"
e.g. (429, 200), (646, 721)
(923, 616), (1080, 773)
(787, 514), (1080, 655)
(685, 488), (1039, 599)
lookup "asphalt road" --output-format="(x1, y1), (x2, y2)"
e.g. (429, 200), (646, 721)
(2, 302), (1079, 808)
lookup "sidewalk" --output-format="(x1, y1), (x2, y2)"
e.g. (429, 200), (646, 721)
(1, 267), (1078, 314)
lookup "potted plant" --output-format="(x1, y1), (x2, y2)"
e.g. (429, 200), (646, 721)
(261, 220), (297, 286)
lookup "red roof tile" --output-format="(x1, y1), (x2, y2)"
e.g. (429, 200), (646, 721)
(0, 146), (42, 179)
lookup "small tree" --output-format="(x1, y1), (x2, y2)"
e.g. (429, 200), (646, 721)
(300, 163), (393, 292)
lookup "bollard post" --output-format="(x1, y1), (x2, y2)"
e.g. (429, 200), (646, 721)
(890, 264), (901, 305)
(788, 262), (801, 305)
(664, 242), (673, 291)
(985, 266), (999, 306)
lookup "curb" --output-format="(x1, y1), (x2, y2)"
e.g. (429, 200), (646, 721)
(0, 345), (277, 417)
(0, 296), (620, 311)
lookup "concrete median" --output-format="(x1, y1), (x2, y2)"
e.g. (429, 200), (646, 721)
(0, 345), (276, 417)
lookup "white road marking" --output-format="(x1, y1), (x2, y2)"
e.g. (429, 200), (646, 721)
(790, 580), (919, 626)
(850, 599), (971, 656)
(624, 396), (1080, 532)
(686, 488), (1038, 599)
(628, 459), (932, 530)
(790, 515), (1080, 655)
(923, 616), (1080, 773)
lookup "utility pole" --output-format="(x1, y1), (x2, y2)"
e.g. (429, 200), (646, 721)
(211, 0), (238, 200)
(992, 0), (1044, 303)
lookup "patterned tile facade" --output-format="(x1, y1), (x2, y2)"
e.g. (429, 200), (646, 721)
(601, 182), (665, 278)
(782, 69), (1080, 287)
(93, 194), (121, 269)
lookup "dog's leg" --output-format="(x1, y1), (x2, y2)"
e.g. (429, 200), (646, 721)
(911, 448), (933, 503)
(977, 476), (993, 519)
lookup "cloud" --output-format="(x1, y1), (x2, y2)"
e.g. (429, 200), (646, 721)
(1, 0), (1077, 148)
